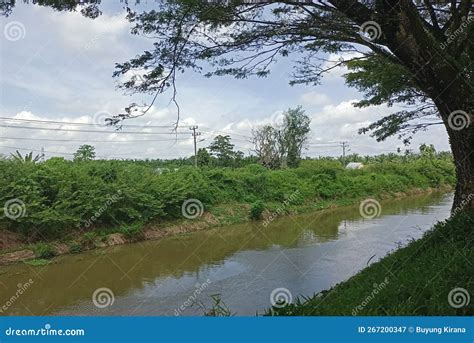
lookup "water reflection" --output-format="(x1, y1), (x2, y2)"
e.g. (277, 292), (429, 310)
(0, 192), (452, 316)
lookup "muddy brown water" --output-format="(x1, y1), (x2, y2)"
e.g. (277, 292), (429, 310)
(0, 192), (452, 316)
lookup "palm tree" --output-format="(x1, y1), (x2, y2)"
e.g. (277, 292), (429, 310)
(10, 150), (42, 163)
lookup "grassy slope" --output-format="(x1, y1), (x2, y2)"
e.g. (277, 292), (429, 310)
(269, 213), (474, 316)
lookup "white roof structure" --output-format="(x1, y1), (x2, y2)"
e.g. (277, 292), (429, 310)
(345, 162), (364, 169)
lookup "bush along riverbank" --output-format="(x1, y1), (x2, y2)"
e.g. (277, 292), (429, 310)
(267, 213), (474, 316)
(0, 153), (455, 264)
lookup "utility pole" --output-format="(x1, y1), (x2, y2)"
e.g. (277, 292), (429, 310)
(40, 147), (45, 162)
(190, 126), (201, 167)
(341, 141), (349, 166)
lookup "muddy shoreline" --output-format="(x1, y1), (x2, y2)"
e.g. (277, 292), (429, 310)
(0, 185), (453, 266)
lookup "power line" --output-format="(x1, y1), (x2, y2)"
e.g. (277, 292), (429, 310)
(0, 117), (186, 129)
(0, 145), (74, 156)
(200, 127), (252, 140)
(0, 145), (180, 159)
(0, 119), (343, 145)
(307, 142), (341, 146)
(0, 134), (344, 150)
(0, 119), (257, 140)
(200, 135), (250, 144)
(351, 144), (400, 152)
(0, 124), (190, 135)
(0, 136), (191, 143)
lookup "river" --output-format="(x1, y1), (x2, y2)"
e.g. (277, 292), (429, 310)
(0, 192), (453, 316)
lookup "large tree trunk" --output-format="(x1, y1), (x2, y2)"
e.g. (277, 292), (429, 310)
(428, 75), (473, 213)
(375, 3), (474, 213)
(443, 112), (474, 212)
(451, 139), (474, 212)
(410, 77), (474, 213)
(433, 92), (473, 213)
(320, 1), (474, 213)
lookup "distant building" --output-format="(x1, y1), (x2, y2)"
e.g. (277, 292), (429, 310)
(154, 167), (170, 174)
(346, 162), (364, 170)
(154, 167), (179, 174)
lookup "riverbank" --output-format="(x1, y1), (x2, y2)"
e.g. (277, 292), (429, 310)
(268, 212), (474, 316)
(0, 185), (452, 266)
(0, 155), (456, 265)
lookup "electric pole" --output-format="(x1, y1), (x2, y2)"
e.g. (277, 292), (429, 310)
(341, 141), (349, 166)
(190, 126), (201, 167)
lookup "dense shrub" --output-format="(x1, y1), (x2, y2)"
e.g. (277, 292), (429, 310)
(249, 201), (265, 220)
(68, 242), (82, 254)
(32, 242), (55, 259)
(0, 153), (455, 239)
(119, 222), (144, 240)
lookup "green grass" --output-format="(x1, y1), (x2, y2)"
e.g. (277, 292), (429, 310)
(68, 242), (82, 254)
(24, 258), (51, 266)
(268, 213), (474, 316)
(209, 203), (249, 225)
(31, 242), (55, 259)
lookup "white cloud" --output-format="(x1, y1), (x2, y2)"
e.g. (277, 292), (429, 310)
(321, 52), (364, 81)
(0, 7), (451, 160)
(47, 11), (129, 53)
(310, 99), (381, 126)
(300, 92), (331, 106)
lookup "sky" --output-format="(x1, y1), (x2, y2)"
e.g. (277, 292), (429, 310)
(0, 1), (451, 160)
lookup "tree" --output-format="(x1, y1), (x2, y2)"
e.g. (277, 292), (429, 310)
(73, 145), (96, 161)
(208, 135), (237, 167)
(233, 150), (245, 168)
(252, 107), (310, 168)
(4, 2), (473, 211)
(280, 107), (311, 168)
(196, 147), (211, 167)
(419, 143), (437, 158)
(10, 150), (42, 164)
(252, 125), (282, 169)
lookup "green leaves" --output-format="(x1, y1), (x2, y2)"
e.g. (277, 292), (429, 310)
(0, 151), (455, 239)
(252, 106), (311, 169)
(344, 55), (422, 108)
(208, 135), (243, 167)
(73, 145), (96, 162)
(249, 200), (265, 220)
